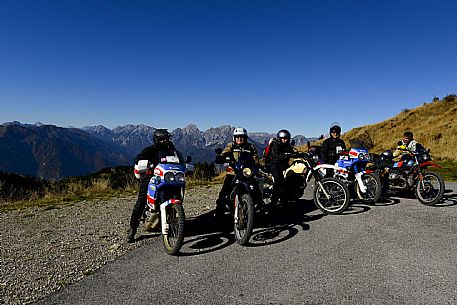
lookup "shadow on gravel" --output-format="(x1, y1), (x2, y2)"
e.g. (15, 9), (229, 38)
(372, 197), (401, 207)
(247, 198), (324, 247)
(342, 203), (371, 215)
(435, 193), (457, 207)
(179, 198), (326, 253)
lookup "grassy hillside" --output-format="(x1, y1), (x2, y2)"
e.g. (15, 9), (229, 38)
(305, 95), (457, 180)
(308, 95), (456, 160)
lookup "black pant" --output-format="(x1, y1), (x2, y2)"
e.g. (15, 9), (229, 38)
(269, 163), (286, 200)
(130, 174), (152, 229)
(218, 175), (235, 202)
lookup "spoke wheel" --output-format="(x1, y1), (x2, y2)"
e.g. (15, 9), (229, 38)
(313, 177), (350, 215)
(356, 173), (382, 204)
(234, 194), (254, 245)
(415, 172), (445, 206)
(163, 204), (185, 255)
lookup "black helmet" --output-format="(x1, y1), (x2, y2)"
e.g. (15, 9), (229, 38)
(277, 129), (291, 141)
(329, 124), (341, 135)
(153, 129), (171, 144)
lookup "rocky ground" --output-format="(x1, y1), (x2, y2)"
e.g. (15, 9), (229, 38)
(0, 185), (220, 305)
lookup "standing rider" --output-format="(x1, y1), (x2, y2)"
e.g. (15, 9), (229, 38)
(321, 124), (347, 166)
(266, 129), (294, 204)
(127, 129), (183, 243)
(215, 127), (259, 221)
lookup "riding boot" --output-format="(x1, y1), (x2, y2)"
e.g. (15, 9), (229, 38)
(126, 227), (137, 243)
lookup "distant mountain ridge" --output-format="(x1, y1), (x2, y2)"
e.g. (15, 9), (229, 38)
(0, 124), (132, 179)
(1, 121), (315, 179)
(83, 123), (316, 164)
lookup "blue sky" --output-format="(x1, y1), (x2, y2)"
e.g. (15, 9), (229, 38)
(1, 0), (456, 138)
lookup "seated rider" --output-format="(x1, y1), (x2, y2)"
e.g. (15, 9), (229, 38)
(265, 129), (294, 204)
(127, 129), (184, 243)
(393, 131), (424, 166)
(215, 127), (259, 219)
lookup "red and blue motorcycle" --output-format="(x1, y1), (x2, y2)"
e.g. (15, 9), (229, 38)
(316, 146), (382, 204)
(135, 154), (192, 255)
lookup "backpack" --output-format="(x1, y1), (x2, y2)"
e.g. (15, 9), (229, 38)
(262, 138), (277, 163)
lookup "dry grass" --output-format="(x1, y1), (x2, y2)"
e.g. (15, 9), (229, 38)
(339, 98), (457, 160)
(303, 97), (457, 181)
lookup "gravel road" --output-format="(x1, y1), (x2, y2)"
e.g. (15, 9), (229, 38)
(2, 183), (457, 305)
(1, 185), (219, 305)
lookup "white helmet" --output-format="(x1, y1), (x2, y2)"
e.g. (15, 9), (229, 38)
(233, 127), (247, 141)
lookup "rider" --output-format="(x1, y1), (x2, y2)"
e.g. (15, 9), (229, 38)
(321, 124), (347, 166)
(215, 127), (259, 220)
(127, 129), (183, 243)
(393, 131), (422, 157)
(393, 131), (425, 167)
(266, 129), (294, 204)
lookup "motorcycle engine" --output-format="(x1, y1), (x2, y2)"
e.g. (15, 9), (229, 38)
(388, 172), (408, 189)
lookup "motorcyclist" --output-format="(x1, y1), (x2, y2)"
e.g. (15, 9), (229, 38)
(393, 131), (422, 158)
(321, 124), (347, 166)
(127, 129), (183, 243)
(215, 127), (259, 220)
(266, 129), (294, 204)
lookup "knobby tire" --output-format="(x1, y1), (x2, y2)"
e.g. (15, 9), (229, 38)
(163, 204), (185, 255)
(234, 194), (254, 245)
(415, 172), (445, 206)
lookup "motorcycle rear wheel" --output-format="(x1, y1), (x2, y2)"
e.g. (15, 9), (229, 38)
(313, 177), (350, 215)
(415, 172), (445, 206)
(234, 194), (254, 245)
(356, 173), (382, 204)
(163, 204), (185, 255)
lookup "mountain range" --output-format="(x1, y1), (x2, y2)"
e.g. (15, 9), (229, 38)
(0, 121), (315, 179)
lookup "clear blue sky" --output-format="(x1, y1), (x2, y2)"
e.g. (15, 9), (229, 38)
(1, 0), (456, 138)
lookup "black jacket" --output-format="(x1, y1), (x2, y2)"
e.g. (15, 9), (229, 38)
(268, 140), (294, 168)
(134, 142), (182, 165)
(321, 137), (346, 165)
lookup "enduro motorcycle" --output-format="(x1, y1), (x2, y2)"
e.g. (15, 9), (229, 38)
(134, 154), (192, 255)
(262, 149), (351, 215)
(214, 148), (263, 245)
(371, 143), (445, 206)
(315, 146), (382, 204)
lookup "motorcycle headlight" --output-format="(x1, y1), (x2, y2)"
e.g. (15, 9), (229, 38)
(242, 168), (253, 178)
(175, 172), (185, 183)
(358, 153), (366, 160)
(164, 172), (175, 183)
(313, 154), (319, 163)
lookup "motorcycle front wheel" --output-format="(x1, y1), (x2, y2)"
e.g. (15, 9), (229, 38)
(234, 194), (254, 245)
(356, 172), (382, 204)
(163, 204), (185, 255)
(313, 177), (350, 215)
(415, 172), (445, 206)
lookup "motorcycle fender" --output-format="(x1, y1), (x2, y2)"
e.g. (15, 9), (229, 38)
(364, 169), (374, 173)
(355, 172), (367, 193)
(160, 201), (172, 235)
(419, 162), (442, 169)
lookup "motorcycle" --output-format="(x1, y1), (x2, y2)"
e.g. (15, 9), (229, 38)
(135, 154), (192, 255)
(214, 148), (263, 245)
(262, 148), (351, 215)
(315, 145), (382, 204)
(371, 142), (445, 206)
